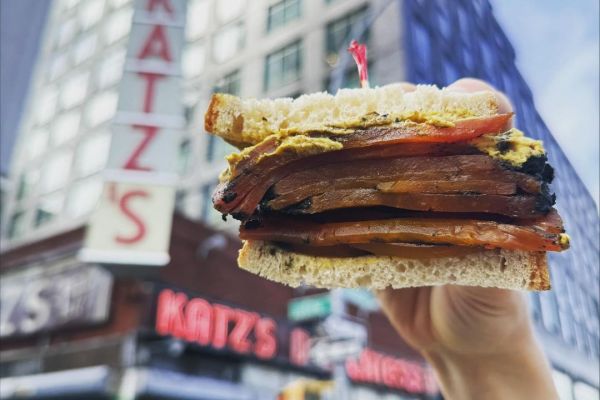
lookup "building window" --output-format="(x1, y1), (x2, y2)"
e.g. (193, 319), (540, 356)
(267, 0), (301, 32)
(539, 291), (561, 334)
(75, 131), (111, 177)
(16, 170), (39, 201)
(73, 33), (98, 65)
(214, 69), (241, 95)
(97, 48), (126, 88)
(178, 139), (192, 174)
(206, 135), (235, 163)
(201, 182), (225, 227)
(85, 91), (118, 128)
(49, 52), (69, 81)
(186, 0), (209, 41)
(61, 0), (79, 10)
(7, 211), (26, 239)
(56, 17), (77, 48)
(325, 61), (373, 91)
(326, 6), (368, 56)
(34, 192), (64, 227)
(109, 0), (130, 9)
(215, 0), (245, 23)
(264, 40), (302, 91)
(26, 129), (49, 161)
(104, 7), (132, 44)
(52, 111), (81, 145)
(40, 150), (73, 193)
(66, 176), (103, 218)
(60, 72), (89, 109)
(79, 0), (105, 30)
(213, 23), (244, 64)
(37, 87), (58, 125)
(182, 42), (206, 78)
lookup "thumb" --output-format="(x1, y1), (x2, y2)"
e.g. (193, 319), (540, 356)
(447, 77), (513, 115)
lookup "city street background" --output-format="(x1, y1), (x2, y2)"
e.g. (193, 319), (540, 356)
(0, 1), (598, 399)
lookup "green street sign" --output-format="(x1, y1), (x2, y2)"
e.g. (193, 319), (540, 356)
(288, 293), (332, 321)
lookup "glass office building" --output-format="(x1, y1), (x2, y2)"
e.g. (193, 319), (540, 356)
(401, 0), (599, 397)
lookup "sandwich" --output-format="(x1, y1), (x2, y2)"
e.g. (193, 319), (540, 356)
(204, 84), (569, 291)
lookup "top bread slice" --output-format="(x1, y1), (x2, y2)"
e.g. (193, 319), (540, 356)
(205, 84), (499, 148)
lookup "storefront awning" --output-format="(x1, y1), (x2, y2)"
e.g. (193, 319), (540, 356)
(0, 365), (110, 399)
(138, 368), (255, 400)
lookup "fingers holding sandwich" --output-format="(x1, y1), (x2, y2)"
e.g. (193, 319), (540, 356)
(447, 77), (514, 115)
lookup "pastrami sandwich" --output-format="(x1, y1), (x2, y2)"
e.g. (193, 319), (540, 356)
(204, 84), (569, 291)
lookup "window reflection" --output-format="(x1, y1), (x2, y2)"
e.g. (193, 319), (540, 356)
(79, 0), (105, 30)
(183, 42), (206, 78)
(85, 91), (118, 128)
(60, 73), (89, 109)
(265, 40), (302, 90)
(73, 33), (98, 65)
(104, 8), (132, 44)
(52, 111), (81, 145)
(27, 130), (49, 161)
(66, 176), (103, 218)
(34, 192), (64, 227)
(37, 87), (59, 125)
(75, 132), (111, 177)
(40, 150), (72, 193)
(97, 49), (126, 88)
(215, 0), (245, 23)
(186, 0), (209, 41)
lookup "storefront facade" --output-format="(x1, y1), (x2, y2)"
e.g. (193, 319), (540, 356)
(0, 214), (440, 400)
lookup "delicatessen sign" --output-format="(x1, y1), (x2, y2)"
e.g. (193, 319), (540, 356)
(154, 289), (311, 366)
(152, 288), (437, 395)
(80, 0), (185, 266)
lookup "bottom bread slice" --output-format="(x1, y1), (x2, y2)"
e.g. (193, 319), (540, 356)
(238, 241), (550, 291)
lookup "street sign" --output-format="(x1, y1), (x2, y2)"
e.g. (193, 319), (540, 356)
(342, 289), (379, 312)
(318, 315), (367, 342)
(288, 293), (331, 322)
(309, 337), (365, 367)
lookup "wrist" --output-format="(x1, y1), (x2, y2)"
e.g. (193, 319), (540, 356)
(422, 334), (558, 400)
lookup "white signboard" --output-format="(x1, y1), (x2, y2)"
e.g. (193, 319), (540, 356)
(0, 263), (113, 338)
(309, 337), (365, 367)
(319, 315), (368, 342)
(81, 0), (186, 266)
(80, 182), (175, 265)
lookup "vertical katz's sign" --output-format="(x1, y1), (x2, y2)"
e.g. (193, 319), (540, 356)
(80, 0), (186, 266)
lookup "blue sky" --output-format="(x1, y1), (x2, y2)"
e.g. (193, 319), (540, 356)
(491, 0), (599, 207)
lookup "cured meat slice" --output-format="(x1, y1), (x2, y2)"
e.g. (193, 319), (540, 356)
(215, 115), (512, 216)
(269, 189), (546, 219)
(240, 216), (567, 252)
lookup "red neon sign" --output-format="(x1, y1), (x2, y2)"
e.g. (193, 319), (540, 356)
(346, 348), (438, 395)
(155, 289), (278, 360)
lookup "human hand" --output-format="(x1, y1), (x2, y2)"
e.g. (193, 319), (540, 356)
(377, 78), (558, 400)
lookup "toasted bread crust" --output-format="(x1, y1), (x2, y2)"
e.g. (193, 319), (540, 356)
(204, 93), (222, 134)
(204, 84), (499, 148)
(238, 240), (550, 291)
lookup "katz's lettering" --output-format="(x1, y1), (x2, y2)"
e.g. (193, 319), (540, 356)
(146, 0), (174, 15)
(124, 125), (159, 171)
(138, 73), (165, 113)
(156, 289), (278, 360)
(137, 25), (172, 62)
(108, 184), (149, 244)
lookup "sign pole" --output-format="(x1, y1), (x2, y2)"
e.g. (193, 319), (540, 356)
(330, 288), (350, 400)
